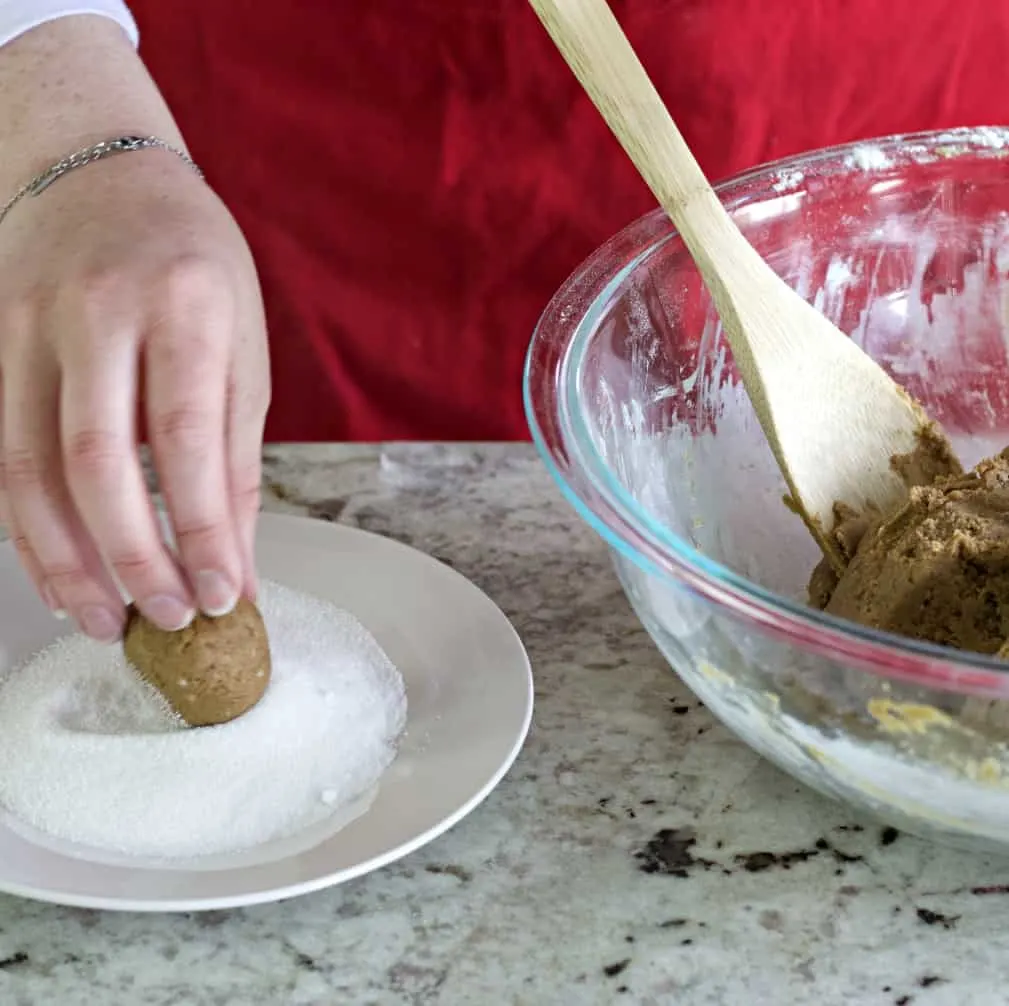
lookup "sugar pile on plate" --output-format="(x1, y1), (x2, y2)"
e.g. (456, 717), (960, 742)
(0, 580), (407, 859)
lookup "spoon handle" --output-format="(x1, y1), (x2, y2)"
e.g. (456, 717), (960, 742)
(527, 0), (758, 290)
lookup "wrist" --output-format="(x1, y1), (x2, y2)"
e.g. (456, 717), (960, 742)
(0, 15), (186, 194)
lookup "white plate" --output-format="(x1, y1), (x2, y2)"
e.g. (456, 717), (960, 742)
(0, 513), (533, 911)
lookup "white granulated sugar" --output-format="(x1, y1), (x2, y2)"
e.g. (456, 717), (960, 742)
(0, 581), (407, 859)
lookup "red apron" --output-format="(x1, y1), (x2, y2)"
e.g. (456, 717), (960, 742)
(128, 0), (1009, 441)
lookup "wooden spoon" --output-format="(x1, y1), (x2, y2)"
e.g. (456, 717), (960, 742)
(530, 0), (1009, 730)
(527, 0), (929, 570)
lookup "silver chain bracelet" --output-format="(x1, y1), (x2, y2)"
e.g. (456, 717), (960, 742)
(0, 135), (204, 228)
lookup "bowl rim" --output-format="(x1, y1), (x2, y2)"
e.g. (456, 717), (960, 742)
(524, 125), (1009, 698)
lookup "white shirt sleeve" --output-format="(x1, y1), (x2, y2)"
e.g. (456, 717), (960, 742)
(0, 0), (137, 50)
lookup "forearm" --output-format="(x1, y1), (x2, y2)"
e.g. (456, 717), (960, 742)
(0, 11), (185, 195)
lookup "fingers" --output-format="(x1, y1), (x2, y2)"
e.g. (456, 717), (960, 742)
(6, 257), (259, 635)
(0, 373), (60, 615)
(227, 302), (270, 599)
(226, 378), (263, 600)
(5, 511), (62, 618)
(58, 296), (196, 633)
(0, 167), (265, 638)
(145, 260), (245, 615)
(1, 325), (126, 639)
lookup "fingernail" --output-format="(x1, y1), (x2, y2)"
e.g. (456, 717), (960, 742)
(195, 570), (237, 617)
(141, 594), (195, 632)
(78, 605), (124, 644)
(41, 583), (67, 619)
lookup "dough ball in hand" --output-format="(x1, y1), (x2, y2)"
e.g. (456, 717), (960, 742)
(123, 598), (271, 727)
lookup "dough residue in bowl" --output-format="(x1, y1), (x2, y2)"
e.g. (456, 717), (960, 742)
(809, 431), (1009, 657)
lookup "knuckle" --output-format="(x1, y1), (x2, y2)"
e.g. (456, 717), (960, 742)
(230, 458), (262, 494)
(4, 446), (51, 493)
(0, 295), (37, 337)
(71, 271), (136, 338)
(232, 482), (262, 513)
(10, 532), (35, 562)
(105, 547), (160, 587)
(151, 405), (217, 456)
(229, 376), (271, 424)
(158, 255), (230, 316)
(172, 518), (229, 550)
(77, 269), (126, 310)
(148, 263), (233, 365)
(63, 428), (126, 482)
(38, 562), (92, 597)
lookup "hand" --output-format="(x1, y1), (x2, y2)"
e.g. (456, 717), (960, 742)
(0, 150), (271, 641)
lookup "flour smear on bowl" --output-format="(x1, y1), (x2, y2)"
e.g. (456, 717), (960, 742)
(0, 581), (407, 859)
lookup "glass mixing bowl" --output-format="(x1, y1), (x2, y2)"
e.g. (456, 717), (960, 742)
(525, 127), (1009, 852)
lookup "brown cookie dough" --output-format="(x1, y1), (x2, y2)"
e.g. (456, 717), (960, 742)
(888, 416), (963, 488)
(123, 598), (271, 727)
(810, 446), (1009, 656)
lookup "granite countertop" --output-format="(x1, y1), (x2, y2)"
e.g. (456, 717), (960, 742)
(1, 443), (1008, 1006)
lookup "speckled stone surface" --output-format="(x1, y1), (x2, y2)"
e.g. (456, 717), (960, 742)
(2, 443), (1009, 1006)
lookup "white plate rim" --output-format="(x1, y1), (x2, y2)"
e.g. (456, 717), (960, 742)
(0, 513), (534, 912)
